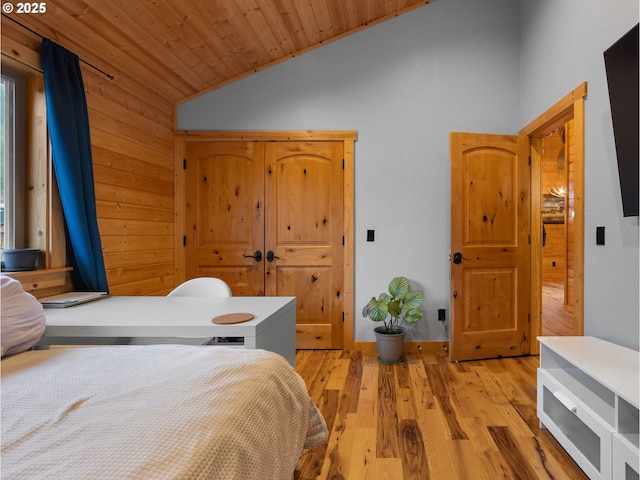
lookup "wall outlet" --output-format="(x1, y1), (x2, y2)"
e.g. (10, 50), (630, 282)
(438, 309), (446, 322)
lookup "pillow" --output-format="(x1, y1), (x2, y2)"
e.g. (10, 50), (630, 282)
(1, 275), (46, 357)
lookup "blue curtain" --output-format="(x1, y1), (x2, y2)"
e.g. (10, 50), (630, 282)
(42, 39), (108, 292)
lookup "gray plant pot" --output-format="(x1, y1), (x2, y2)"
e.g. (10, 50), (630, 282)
(2, 248), (40, 271)
(374, 326), (406, 364)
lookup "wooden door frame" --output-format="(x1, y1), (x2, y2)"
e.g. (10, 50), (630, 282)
(173, 130), (357, 350)
(520, 83), (587, 354)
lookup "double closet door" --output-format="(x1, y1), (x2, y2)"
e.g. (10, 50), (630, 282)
(182, 138), (345, 349)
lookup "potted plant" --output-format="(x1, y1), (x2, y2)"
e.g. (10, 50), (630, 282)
(362, 276), (424, 364)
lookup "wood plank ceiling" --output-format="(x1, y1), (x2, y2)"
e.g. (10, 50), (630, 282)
(2, 0), (433, 105)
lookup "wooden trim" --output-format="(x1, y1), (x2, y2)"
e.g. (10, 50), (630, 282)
(353, 341), (449, 354)
(175, 130), (357, 142)
(523, 83), (587, 354)
(343, 137), (355, 350)
(529, 137), (543, 353)
(1, 40), (43, 74)
(173, 137), (186, 286)
(25, 76), (46, 256)
(572, 97), (585, 336)
(519, 82), (587, 137)
(3, 267), (73, 297)
(24, 76), (65, 270)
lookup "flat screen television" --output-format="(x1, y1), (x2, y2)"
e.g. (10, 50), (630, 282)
(603, 23), (639, 217)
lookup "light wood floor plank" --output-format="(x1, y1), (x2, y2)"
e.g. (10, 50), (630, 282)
(347, 426), (376, 479)
(448, 439), (493, 479)
(325, 358), (351, 390)
(398, 419), (428, 479)
(420, 408), (458, 478)
(373, 457), (403, 480)
(377, 365), (401, 458)
(488, 425), (540, 480)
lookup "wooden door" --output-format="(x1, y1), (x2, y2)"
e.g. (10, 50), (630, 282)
(449, 132), (531, 361)
(264, 142), (344, 348)
(184, 141), (265, 295)
(184, 139), (344, 349)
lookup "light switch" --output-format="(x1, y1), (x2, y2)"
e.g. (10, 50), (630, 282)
(367, 230), (375, 242)
(596, 226), (605, 245)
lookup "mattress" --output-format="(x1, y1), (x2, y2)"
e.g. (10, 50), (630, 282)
(1, 345), (327, 479)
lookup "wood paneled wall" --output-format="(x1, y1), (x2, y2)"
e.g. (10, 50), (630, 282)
(565, 118), (576, 312)
(541, 131), (566, 282)
(2, 21), (176, 296)
(541, 131), (565, 194)
(542, 223), (565, 282)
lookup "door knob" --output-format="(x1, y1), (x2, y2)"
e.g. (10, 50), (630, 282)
(244, 250), (262, 262)
(266, 250), (280, 262)
(452, 252), (462, 264)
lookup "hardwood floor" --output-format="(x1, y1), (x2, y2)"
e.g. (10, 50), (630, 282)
(295, 347), (587, 480)
(542, 281), (575, 336)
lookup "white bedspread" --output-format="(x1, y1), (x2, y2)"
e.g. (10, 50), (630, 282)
(1, 346), (327, 479)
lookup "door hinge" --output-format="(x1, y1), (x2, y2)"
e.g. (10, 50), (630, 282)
(528, 313), (531, 323)
(342, 158), (345, 169)
(183, 235), (187, 246)
(528, 156), (531, 166)
(342, 312), (345, 322)
(528, 235), (531, 244)
(183, 159), (187, 170)
(342, 235), (345, 246)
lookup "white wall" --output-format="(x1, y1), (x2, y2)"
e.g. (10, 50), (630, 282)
(178, 0), (639, 349)
(178, 0), (521, 343)
(520, 0), (639, 350)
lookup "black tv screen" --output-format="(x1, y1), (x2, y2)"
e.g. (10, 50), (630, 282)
(604, 23), (639, 217)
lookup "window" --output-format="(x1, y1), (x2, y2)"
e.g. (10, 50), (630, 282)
(1, 69), (26, 250)
(1, 57), (69, 291)
(1, 64), (66, 276)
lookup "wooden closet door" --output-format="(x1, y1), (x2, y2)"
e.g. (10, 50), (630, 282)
(184, 141), (265, 295)
(264, 142), (345, 349)
(183, 139), (345, 349)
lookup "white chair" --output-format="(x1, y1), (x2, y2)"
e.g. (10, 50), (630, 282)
(129, 277), (233, 345)
(167, 277), (232, 298)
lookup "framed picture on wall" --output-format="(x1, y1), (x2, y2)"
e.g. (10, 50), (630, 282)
(542, 194), (565, 224)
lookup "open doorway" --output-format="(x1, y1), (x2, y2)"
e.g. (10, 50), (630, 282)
(520, 82), (586, 354)
(540, 126), (576, 336)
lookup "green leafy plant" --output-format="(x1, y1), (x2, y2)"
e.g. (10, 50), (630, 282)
(362, 276), (424, 334)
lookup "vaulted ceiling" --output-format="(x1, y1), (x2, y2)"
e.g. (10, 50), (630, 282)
(2, 0), (432, 105)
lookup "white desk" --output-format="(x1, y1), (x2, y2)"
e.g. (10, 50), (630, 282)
(39, 296), (297, 366)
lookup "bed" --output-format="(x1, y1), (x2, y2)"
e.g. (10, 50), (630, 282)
(0, 277), (328, 479)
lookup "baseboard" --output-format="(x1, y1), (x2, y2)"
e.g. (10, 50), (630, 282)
(353, 341), (449, 355)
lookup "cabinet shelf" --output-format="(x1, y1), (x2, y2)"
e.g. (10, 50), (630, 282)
(543, 366), (616, 426)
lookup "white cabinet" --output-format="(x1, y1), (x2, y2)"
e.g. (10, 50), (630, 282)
(538, 336), (639, 480)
